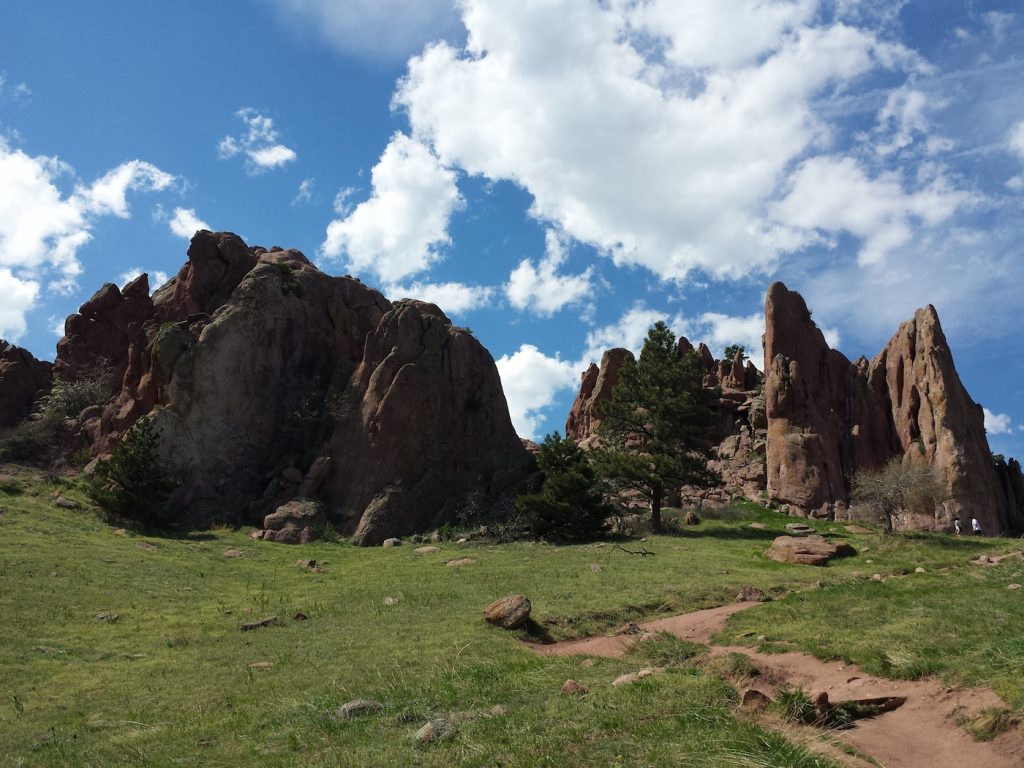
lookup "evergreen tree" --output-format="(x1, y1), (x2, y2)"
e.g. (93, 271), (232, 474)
(594, 321), (718, 532)
(87, 418), (176, 526)
(517, 432), (611, 541)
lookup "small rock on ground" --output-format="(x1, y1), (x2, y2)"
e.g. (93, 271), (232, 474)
(136, 541), (159, 551)
(561, 679), (588, 696)
(223, 549), (243, 558)
(248, 661), (274, 670)
(915, 567), (926, 573)
(415, 546), (441, 554)
(416, 718), (457, 744)
(740, 688), (772, 710)
(338, 699), (384, 720)
(383, 596), (399, 606)
(748, 522), (767, 529)
(96, 611), (119, 622)
(382, 538), (402, 548)
(112, 528), (127, 536)
(295, 559), (317, 569)
(580, 658), (597, 668)
(591, 563), (602, 572)
(1009, 584), (1022, 590)
(612, 667), (666, 687)
(447, 557), (477, 567)
(241, 616), (279, 631)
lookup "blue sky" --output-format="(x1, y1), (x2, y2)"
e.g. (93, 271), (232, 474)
(1, 0), (1022, 457)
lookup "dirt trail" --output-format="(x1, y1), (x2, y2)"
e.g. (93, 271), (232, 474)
(527, 604), (1024, 768)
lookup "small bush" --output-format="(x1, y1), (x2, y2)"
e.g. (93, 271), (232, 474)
(87, 418), (176, 527)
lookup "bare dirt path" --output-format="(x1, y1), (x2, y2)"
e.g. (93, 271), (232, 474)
(527, 604), (1024, 768)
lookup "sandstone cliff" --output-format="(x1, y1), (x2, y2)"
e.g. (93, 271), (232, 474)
(57, 231), (530, 542)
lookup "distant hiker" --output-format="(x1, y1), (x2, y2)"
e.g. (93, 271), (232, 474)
(954, 518), (961, 536)
(971, 517), (982, 535)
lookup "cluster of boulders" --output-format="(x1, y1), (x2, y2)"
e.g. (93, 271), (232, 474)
(0, 341), (52, 428)
(567, 281), (1024, 534)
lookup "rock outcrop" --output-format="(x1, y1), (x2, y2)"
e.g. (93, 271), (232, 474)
(57, 231), (531, 542)
(0, 341), (53, 427)
(566, 337), (767, 507)
(564, 348), (632, 448)
(569, 282), (1019, 533)
(764, 282), (1012, 533)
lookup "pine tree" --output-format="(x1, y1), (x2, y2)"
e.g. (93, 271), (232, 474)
(594, 321), (718, 532)
(516, 432), (611, 541)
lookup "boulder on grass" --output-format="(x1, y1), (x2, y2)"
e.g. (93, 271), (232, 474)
(262, 499), (325, 545)
(483, 595), (531, 629)
(767, 535), (856, 566)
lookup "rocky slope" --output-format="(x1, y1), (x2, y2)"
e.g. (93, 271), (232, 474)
(53, 231), (531, 542)
(569, 282), (1023, 533)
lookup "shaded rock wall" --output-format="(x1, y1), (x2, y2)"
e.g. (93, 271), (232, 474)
(57, 231), (530, 541)
(0, 341), (53, 427)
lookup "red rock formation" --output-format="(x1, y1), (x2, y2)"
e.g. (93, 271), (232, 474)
(764, 282), (1011, 532)
(0, 341), (53, 427)
(564, 348), (633, 448)
(60, 231), (530, 542)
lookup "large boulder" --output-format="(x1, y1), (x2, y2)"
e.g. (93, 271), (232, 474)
(766, 535), (856, 566)
(0, 341), (52, 427)
(262, 499), (325, 544)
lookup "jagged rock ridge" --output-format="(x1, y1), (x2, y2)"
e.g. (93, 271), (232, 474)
(568, 282), (1023, 533)
(53, 231), (531, 543)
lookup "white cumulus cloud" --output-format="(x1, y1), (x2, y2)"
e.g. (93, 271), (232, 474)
(385, 280), (494, 315)
(321, 133), (464, 283)
(506, 229), (594, 317)
(0, 136), (175, 337)
(218, 108), (297, 173)
(168, 207), (210, 239)
(495, 343), (579, 440)
(393, 0), (929, 284)
(772, 156), (972, 265)
(984, 407), (1013, 436)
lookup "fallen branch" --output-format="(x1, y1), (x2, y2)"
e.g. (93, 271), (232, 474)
(614, 544), (655, 557)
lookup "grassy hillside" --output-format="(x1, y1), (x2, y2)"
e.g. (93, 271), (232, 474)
(1, 467), (1020, 767)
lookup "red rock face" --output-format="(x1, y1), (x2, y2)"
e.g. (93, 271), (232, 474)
(568, 281), (1018, 533)
(564, 348), (633, 448)
(0, 341), (53, 427)
(764, 281), (1013, 533)
(60, 231), (530, 541)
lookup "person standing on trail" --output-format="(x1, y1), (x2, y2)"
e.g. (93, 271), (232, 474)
(954, 518), (961, 536)
(971, 517), (982, 535)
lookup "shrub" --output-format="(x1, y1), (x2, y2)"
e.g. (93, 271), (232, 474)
(0, 365), (113, 464)
(516, 432), (611, 541)
(851, 459), (945, 534)
(87, 418), (176, 527)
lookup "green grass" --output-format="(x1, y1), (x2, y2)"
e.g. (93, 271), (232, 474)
(716, 541), (1024, 709)
(0, 466), (1019, 766)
